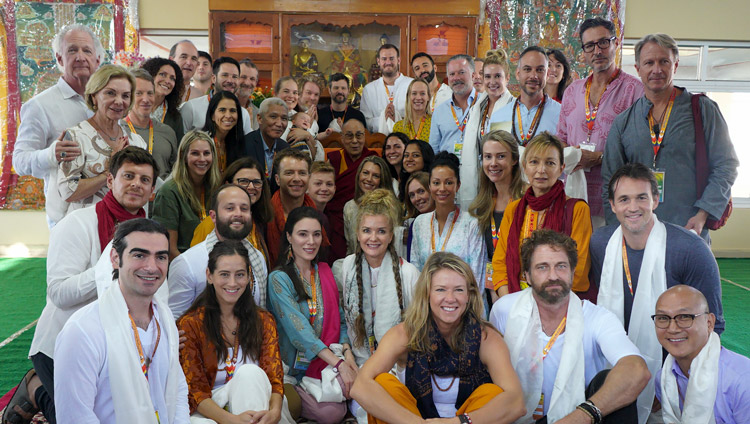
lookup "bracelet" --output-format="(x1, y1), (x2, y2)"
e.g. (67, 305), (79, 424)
(332, 359), (345, 373)
(584, 400), (603, 423)
(577, 401), (602, 424)
(458, 413), (471, 424)
(575, 405), (595, 424)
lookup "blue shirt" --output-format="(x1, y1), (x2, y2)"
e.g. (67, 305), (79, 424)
(655, 347), (750, 424)
(429, 88), (477, 154)
(488, 95), (561, 145)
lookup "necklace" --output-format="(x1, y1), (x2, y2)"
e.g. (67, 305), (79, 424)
(431, 374), (457, 392)
(90, 118), (122, 142)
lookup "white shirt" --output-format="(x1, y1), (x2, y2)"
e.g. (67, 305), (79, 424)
(490, 291), (642, 415)
(55, 301), (190, 424)
(180, 94), (253, 135)
(168, 236), (268, 317)
(12, 77), (93, 227)
(30, 206), (101, 358)
(431, 83), (453, 114)
(360, 74), (413, 134)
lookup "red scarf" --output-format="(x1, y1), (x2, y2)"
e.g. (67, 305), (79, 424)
(505, 180), (567, 292)
(95, 191), (145, 252)
(267, 191), (327, 266)
(305, 262), (340, 379)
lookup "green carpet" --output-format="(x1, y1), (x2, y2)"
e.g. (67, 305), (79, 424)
(0, 258), (748, 394)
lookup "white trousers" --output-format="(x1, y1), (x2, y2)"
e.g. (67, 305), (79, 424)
(190, 364), (295, 424)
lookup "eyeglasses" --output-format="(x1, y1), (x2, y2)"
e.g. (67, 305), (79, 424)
(582, 37), (616, 53)
(651, 312), (708, 329)
(235, 178), (264, 188)
(343, 132), (366, 141)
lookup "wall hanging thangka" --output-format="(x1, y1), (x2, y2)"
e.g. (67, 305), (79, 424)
(0, 0), (139, 210)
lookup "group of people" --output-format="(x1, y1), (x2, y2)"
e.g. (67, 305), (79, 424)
(3, 15), (746, 424)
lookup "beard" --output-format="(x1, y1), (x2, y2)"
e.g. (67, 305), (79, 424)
(333, 93), (347, 104)
(420, 69), (436, 83)
(531, 278), (571, 305)
(216, 217), (252, 240)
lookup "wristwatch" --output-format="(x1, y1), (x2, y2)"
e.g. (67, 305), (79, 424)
(333, 359), (345, 373)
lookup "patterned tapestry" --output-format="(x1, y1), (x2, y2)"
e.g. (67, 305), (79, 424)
(485, 0), (626, 91)
(0, 0), (139, 210)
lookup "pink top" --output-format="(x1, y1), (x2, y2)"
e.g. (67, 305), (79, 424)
(556, 71), (644, 216)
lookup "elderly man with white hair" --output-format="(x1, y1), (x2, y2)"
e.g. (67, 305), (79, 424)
(242, 97), (291, 191)
(12, 23), (104, 228)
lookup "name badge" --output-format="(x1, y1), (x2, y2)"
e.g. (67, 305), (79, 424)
(293, 350), (311, 371)
(485, 263), (494, 290)
(453, 142), (464, 161)
(653, 169), (666, 203)
(368, 335), (377, 356)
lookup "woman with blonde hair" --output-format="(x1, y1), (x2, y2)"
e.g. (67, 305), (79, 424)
(153, 129), (222, 259)
(53, 64), (145, 221)
(469, 130), (524, 302)
(343, 156), (396, 255)
(492, 132), (592, 298)
(392, 79), (432, 142)
(459, 48), (515, 209)
(351, 252), (525, 423)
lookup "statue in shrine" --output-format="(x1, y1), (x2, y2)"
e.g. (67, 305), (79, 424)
(331, 29), (366, 90)
(539, 10), (565, 50)
(369, 33), (390, 81)
(293, 37), (321, 78)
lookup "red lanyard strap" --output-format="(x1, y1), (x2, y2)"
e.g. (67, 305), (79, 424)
(128, 305), (161, 381)
(430, 207), (460, 253)
(648, 88), (677, 162)
(584, 69), (620, 135)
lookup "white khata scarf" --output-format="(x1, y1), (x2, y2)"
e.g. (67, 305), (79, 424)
(598, 214), (667, 424)
(99, 281), (182, 424)
(660, 332), (720, 424)
(505, 288), (585, 423)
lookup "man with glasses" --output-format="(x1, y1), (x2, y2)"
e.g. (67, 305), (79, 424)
(556, 18), (643, 228)
(593, 163), (723, 423)
(326, 118), (377, 261)
(602, 33), (738, 243)
(653, 285), (750, 423)
(168, 184), (268, 316)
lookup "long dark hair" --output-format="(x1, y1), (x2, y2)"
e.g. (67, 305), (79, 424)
(398, 139), (435, 202)
(184, 240), (263, 363)
(382, 132), (410, 182)
(141, 57), (184, 119)
(203, 91), (246, 166)
(546, 49), (572, 101)
(274, 206), (324, 301)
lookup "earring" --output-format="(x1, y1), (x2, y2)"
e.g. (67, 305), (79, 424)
(287, 247), (294, 264)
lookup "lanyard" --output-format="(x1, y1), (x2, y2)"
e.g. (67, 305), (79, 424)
(648, 88), (677, 166)
(199, 190), (207, 220)
(306, 269), (318, 324)
(512, 96), (546, 145)
(213, 136), (226, 172)
(480, 103), (492, 137)
(224, 322), (240, 382)
(622, 237), (634, 296)
(542, 316), (566, 359)
(584, 69), (620, 142)
(383, 80), (394, 103)
(450, 95), (478, 135)
(128, 305), (161, 381)
(409, 116), (427, 139)
(331, 105), (347, 121)
(430, 207), (460, 253)
(184, 86), (191, 103)
(159, 103), (166, 123)
(126, 117), (154, 154)
(490, 213), (499, 249)
(430, 92), (438, 113)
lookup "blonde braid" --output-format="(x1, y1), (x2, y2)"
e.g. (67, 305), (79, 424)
(353, 246), (367, 348)
(389, 244), (404, 313)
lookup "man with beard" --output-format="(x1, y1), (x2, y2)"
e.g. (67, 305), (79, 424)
(489, 46), (561, 146)
(411, 52), (452, 113)
(181, 56), (253, 134)
(490, 229), (649, 424)
(264, 148), (322, 265)
(168, 184), (268, 316)
(8, 148), (157, 424)
(556, 18), (644, 228)
(13, 24), (103, 228)
(125, 69), (178, 179)
(169, 40), (200, 103)
(317, 73), (367, 133)
(592, 163), (723, 422)
(193, 51), (214, 98)
(238, 58), (260, 131)
(360, 44), (413, 134)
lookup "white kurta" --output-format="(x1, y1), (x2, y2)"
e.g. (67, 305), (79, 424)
(360, 75), (412, 134)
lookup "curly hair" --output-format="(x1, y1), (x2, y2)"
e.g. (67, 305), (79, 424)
(141, 57), (184, 120)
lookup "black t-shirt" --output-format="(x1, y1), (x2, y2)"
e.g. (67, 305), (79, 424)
(317, 105), (367, 132)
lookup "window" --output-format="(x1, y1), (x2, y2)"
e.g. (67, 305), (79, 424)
(138, 30), (209, 60)
(622, 40), (750, 204)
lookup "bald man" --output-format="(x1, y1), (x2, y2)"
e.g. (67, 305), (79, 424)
(654, 285), (750, 423)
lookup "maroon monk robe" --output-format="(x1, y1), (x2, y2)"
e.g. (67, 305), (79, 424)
(325, 147), (377, 262)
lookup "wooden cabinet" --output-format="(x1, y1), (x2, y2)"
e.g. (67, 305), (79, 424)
(208, 0), (479, 89)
